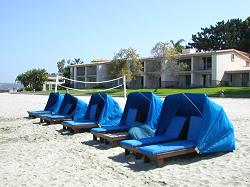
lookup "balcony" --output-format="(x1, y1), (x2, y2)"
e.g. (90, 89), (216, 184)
(86, 66), (96, 77)
(177, 58), (191, 73)
(76, 67), (85, 76)
(145, 61), (161, 73)
(177, 63), (191, 74)
(194, 63), (212, 74)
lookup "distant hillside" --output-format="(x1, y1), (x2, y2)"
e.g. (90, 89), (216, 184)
(0, 83), (23, 90)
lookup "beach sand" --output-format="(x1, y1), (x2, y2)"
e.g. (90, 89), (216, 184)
(0, 93), (249, 186)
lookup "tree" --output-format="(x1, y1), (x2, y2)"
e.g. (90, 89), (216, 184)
(16, 69), (48, 91)
(241, 16), (250, 52)
(63, 66), (71, 86)
(108, 48), (143, 81)
(72, 58), (84, 65)
(16, 73), (30, 88)
(170, 39), (186, 53)
(151, 41), (184, 91)
(57, 59), (65, 75)
(66, 58), (84, 65)
(56, 58), (84, 88)
(188, 18), (250, 52)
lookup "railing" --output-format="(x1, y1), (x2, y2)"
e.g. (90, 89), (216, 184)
(145, 62), (161, 72)
(194, 67), (212, 71)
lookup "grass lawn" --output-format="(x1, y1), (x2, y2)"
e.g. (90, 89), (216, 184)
(21, 87), (250, 98)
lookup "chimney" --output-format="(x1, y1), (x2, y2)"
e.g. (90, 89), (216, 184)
(182, 48), (197, 54)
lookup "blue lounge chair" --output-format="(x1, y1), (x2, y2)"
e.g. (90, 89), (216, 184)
(120, 115), (188, 155)
(27, 92), (60, 118)
(91, 92), (163, 147)
(139, 115), (202, 167)
(128, 93), (236, 167)
(39, 93), (78, 124)
(62, 93), (122, 133)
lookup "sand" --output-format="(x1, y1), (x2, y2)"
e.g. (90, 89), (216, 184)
(0, 93), (249, 186)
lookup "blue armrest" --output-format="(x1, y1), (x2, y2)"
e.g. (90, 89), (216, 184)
(120, 135), (175, 148)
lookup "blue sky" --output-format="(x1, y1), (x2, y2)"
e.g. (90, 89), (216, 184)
(0, 0), (249, 82)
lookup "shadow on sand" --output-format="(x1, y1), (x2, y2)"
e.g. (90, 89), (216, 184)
(108, 151), (229, 171)
(81, 139), (113, 150)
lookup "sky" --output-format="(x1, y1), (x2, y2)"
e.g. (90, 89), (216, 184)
(0, 0), (249, 83)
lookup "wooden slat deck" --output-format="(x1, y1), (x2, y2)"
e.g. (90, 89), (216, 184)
(141, 148), (196, 167)
(93, 132), (130, 147)
(62, 123), (98, 133)
(40, 116), (72, 125)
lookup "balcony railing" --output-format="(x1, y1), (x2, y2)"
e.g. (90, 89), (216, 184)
(86, 69), (96, 76)
(178, 66), (191, 71)
(145, 63), (161, 72)
(195, 67), (212, 71)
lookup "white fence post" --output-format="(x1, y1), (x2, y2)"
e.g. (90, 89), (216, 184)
(123, 75), (127, 99)
(55, 75), (59, 92)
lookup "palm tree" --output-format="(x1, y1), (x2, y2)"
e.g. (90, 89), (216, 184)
(170, 39), (186, 53)
(72, 58), (84, 64)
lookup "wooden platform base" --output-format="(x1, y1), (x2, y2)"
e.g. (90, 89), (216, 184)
(62, 123), (98, 133)
(93, 132), (130, 147)
(41, 117), (72, 125)
(143, 148), (196, 167)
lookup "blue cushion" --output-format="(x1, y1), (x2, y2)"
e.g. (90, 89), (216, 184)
(125, 108), (138, 125)
(39, 113), (51, 118)
(91, 125), (130, 134)
(187, 116), (203, 142)
(89, 104), (98, 120)
(120, 135), (174, 148)
(164, 116), (187, 138)
(91, 127), (108, 133)
(139, 140), (195, 155)
(62, 103), (73, 114)
(43, 114), (71, 119)
(28, 110), (51, 115)
(62, 120), (97, 126)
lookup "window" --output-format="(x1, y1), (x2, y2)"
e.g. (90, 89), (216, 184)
(179, 59), (191, 71)
(231, 54), (235, 62)
(141, 61), (144, 71)
(207, 61), (212, 70)
(185, 75), (191, 87)
(202, 57), (212, 70)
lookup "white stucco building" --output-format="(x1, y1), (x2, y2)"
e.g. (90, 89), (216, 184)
(69, 49), (250, 89)
(43, 74), (65, 91)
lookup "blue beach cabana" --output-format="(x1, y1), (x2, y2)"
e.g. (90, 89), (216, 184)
(27, 92), (61, 118)
(122, 93), (235, 167)
(91, 92), (163, 146)
(62, 93), (122, 133)
(39, 93), (79, 124)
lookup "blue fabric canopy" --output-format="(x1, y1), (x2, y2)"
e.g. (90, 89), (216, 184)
(27, 92), (64, 117)
(91, 92), (163, 133)
(76, 93), (122, 127)
(154, 93), (235, 154)
(119, 92), (163, 129)
(28, 92), (59, 114)
(51, 93), (64, 113)
(44, 92), (60, 111)
(96, 93), (123, 127)
(72, 99), (88, 121)
(57, 93), (78, 115)
(40, 93), (78, 119)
